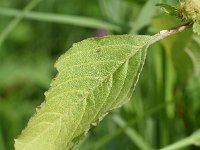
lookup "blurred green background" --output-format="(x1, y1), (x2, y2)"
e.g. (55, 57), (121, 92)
(0, 0), (200, 149)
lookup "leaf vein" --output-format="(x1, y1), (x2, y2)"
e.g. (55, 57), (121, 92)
(58, 60), (124, 74)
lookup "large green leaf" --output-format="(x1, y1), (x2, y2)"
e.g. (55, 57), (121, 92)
(14, 35), (151, 150)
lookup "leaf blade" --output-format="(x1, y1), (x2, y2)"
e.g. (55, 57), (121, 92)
(15, 35), (151, 150)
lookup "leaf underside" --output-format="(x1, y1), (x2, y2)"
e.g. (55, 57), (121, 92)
(14, 35), (151, 150)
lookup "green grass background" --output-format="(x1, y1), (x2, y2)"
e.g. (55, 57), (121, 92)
(0, 0), (200, 149)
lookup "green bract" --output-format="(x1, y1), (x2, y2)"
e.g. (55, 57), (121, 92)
(193, 23), (200, 35)
(15, 35), (151, 150)
(156, 3), (178, 17)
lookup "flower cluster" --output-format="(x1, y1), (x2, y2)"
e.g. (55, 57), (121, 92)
(177, 0), (200, 23)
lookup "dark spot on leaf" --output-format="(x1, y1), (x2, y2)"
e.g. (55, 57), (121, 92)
(96, 48), (101, 53)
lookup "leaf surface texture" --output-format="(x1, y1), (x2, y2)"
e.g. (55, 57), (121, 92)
(15, 35), (151, 150)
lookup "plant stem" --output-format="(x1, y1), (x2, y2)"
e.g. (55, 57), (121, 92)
(149, 22), (193, 45)
(160, 130), (200, 150)
(160, 137), (192, 150)
(0, 8), (121, 32)
(112, 115), (153, 150)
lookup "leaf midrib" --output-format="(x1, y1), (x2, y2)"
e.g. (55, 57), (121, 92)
(19, 39), (149, 150)
(64, 46), (146, 145)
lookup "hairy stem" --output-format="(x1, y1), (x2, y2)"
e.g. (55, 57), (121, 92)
(149, 22), (193, 45)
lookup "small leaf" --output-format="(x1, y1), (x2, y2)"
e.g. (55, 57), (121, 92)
(156, 3), (178, 16)
(14, 35), (151, 150)
(193, 23), (200, 35)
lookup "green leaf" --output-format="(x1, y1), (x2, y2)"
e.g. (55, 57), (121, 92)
(14, 35), (151, 150)
(193, 23), (200, 35)
(156, 3), (178, 16)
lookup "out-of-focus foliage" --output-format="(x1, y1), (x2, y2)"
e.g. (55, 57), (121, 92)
(0, 0), (200, 150)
